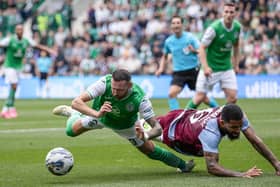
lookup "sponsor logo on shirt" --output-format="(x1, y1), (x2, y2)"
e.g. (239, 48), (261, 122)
(219, 34), (225, 39)
(112, 106), (120, 117)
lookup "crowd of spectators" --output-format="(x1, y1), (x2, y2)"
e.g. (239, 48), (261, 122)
(0, 0), (279, 77)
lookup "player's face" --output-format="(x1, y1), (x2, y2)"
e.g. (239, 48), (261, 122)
(223, 120), (242, 140)
(171, 17), (183, 34)
(111, 79), (131, 99)
(15, 25), (24, 38)
(223, 5), (236, 25)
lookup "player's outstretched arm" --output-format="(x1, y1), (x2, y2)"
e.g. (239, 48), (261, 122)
(155, 54), (168, 77)
(204, 151), (262, 177)
(243, 126), (280, 176)
(198, 45), (212, 77)
(35, 44), (57, 56)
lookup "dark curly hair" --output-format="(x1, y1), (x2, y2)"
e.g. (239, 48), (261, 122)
(221, 104), (243, 123)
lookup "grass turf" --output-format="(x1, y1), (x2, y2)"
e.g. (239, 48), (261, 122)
(0, 99), (280, 187)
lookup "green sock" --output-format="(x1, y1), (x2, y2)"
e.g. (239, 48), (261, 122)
(5, 88), (16, 107)
(186, 99), (198, 109)
(147, 145), (186, 170)
(66, 114), (80, 137)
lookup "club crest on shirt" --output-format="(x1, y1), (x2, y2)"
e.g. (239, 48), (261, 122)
(182, 46), (190, 55)
(225, 41), (232, 48)
(126, 103), (135, 112)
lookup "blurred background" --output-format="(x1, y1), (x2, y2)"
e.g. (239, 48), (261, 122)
(0, 0), (279, 77)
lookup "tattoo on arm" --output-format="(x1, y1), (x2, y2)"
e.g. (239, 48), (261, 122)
(145, 117), (162, 140)
(204, 152), (243, 177)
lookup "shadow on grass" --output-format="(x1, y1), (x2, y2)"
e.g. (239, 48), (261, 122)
(45, 169), (209, 185)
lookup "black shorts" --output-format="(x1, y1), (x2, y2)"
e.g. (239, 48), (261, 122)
(40, 72), (48, 80)
(171, 68), (199, 90)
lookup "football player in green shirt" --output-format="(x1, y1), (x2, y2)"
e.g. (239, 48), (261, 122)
(187, 1), (241, 109)
(0, 24), (56, 118)
(53, 69), (195, 173)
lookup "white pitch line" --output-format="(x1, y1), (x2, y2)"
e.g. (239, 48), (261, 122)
(0, 128), (64, 134)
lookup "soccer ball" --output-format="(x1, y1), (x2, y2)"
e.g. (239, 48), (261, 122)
(45, 147), (74, 176)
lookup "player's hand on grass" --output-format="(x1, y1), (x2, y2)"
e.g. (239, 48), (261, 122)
(274, 161), (280, 176)
(242, 166), (262, 178)
(96, 101), (112, 117)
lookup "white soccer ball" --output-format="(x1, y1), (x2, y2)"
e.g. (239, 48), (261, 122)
(45, 147), (74, 176)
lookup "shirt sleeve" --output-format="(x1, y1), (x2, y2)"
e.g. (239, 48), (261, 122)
(241, 116), (250, 131)
(0, 37), (11, 46)
(163, 39), (170, 54)
(138, 96), (155, 120)
(198, 128), (221, 153)
(86, 76), (106, 99)
(201, 27), (216, 47)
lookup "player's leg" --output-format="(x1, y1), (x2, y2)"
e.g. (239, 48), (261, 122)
(220, 70), (238, 104)
(187, 92), (207, 109)
(115, 123), (195, 173)
(202, 96), (219, 108)
(187, 69), (218, 108)
(53, 105), (104, 137)
(186, 70), (208, 109)
(168, 73), (184, 110)
(168, 85), (182, 110)
(223, 88), (237, 104)
(1, 68), (18, 118)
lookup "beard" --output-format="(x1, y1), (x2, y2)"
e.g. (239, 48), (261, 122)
(227, 133), (240, 140)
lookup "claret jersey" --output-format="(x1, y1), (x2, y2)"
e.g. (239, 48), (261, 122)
(157, 107), (249, 156)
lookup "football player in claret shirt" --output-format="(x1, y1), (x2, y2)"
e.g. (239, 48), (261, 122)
(137, 104), (280, 177)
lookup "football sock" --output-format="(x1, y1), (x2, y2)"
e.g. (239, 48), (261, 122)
(5, 88), (16, 107)
(147, 145), (186, 170)
(186, 99), (198, 109)
(66, 114), (80, 137)
(208, 97), (219, 108)
(168, 98), (179, 110)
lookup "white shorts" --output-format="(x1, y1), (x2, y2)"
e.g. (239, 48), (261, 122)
(113, 123), (145, 147)
(196, 69), (237, 93)
(4, 68), (20, 84)
(81, 116), (145, 147)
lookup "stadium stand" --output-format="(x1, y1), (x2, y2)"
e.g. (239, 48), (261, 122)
(0, 0), (279, 77)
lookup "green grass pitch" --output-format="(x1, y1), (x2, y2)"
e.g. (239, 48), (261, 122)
(0, 99), (280, 187)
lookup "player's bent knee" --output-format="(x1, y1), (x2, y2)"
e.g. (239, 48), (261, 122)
(65, 115), (80, 137)
(66, 127), (77, 137)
